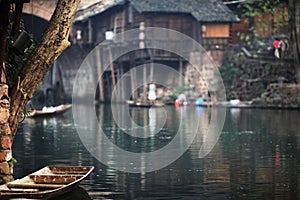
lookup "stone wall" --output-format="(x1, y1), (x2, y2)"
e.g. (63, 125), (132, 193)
(185, 51), (222, 100)
(0, 84), (13, 184)
(253, 84), (300, 108)
(220, 51), (296, 102)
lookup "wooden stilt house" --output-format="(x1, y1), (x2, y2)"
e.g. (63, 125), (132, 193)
(72, 0), (238, 101)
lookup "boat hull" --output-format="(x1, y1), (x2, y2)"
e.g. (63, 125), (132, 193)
(28, 104), (72, 118)
(0, 166), (94, 199)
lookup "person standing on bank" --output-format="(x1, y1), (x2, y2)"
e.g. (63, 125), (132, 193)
(207, 76), (218, 107)
(273, 38), (280, 59)
(280, 38), (289, 58)
(148, 83), (156, 105)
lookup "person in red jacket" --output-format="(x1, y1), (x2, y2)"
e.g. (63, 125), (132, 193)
(273, 38), (280, 58)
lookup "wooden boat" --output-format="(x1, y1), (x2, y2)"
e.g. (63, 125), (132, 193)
(215, 100), (253, 108)
(127, 100), (165, 108)
(196, 100), (253, 108)
(28, 104), (72, 118)
(0, 166), (94, 199)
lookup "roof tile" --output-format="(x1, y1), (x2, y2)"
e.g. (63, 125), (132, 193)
(75, 0), (239, 23)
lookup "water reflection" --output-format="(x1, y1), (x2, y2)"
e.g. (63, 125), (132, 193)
(12, 106), (300, 199)
(49, 187), (92, 200)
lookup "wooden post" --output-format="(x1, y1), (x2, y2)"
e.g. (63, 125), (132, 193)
(119, 63), (125, 101)
(179, 59), (183, 87)
(95, 47), (104, 102)
(130, 53), (137, 100)
(143, 64), (147, 102)
(108, 46), (116, 88)
(116, 62), (125, 102)
(130, 67), (137, 100)
(150, 62), (154, 83)
(106, 73), (112, 100)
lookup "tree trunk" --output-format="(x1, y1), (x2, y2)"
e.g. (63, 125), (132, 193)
(0, 0), (81, 184)
(289, 0), (300, 83)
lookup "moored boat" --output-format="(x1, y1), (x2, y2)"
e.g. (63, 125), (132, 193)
(196, 100), (253, 108)
(127, 100), (165, 108)
(0, 166), (94, 199)
(28, 104), (72, 118)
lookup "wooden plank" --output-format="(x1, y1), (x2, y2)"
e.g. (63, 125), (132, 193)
(48, 166), (91, 174)
(203, 24), (230, 38)
(6, 183), (63, 190)
(29, 175), (83, 184)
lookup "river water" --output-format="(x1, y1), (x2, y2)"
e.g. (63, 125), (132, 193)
(13, 104), (300, 200)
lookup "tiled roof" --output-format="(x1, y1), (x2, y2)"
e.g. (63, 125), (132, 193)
(78, 0), (101, 10)
(74, 0), (239, 23)
(75, 0), (124, 22)
(130, 0), (239, 22)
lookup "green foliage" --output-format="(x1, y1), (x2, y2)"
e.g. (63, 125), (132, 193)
(242, 0), (282, 15)
(237, 0), (289, 54)
(8, 157), (17, 167)
(18, 109), (33, 123)
(240, 0), (288, 34)
(6, 19), (36, 87)
(220, 53), (240, 87)
(170, 91), (178, 101)
(20, 19), (26, 30)
(169, 85), (195, 101)
(23, 110), (32, 116)
(264, 64), (271, 74)
(6, 42), (35, 81)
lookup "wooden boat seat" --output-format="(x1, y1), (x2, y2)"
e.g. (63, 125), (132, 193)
(29, 175), (84, 184)
(6, 183), (64, 190)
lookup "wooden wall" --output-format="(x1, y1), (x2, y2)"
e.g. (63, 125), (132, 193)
(253, 13), (273, 38)
(74, 3), (234, 50)
(202, 24), (230, 38)
(134, 12), (197, 39)
(231, 17), (249, 43)
(201, 24), (231, 51)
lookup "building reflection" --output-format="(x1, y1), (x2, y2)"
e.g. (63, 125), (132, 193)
(96, 107), (300, 199)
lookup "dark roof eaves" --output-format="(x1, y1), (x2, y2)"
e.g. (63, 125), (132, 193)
(75, 0), (240, 23)
(74, 0), (126, 22)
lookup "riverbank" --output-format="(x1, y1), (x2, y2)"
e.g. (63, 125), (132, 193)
(220, 50), (299, 108)
(252, 83), (300, 108)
